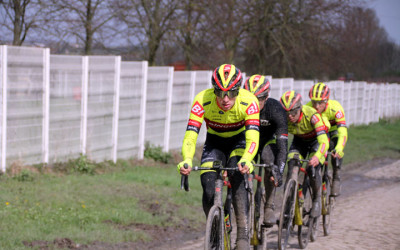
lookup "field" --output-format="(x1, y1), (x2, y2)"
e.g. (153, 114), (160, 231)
(0, 119), (399, 249)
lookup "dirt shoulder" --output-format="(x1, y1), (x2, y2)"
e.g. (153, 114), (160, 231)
(172, 158), (400, 250)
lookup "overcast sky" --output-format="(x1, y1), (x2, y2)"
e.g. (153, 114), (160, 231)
(367, 0), (400, 45)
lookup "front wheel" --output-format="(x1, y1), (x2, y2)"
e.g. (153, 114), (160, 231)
(298, 182), (313, 249)
(323, 196), (335, 236)
(204, 206), (223, 250)
(278, 179), (297, 250)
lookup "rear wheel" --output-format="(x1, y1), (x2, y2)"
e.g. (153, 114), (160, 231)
(322, 175), (333, 236)
(204, 206), (223, 250)
(278, 179), (297, 250)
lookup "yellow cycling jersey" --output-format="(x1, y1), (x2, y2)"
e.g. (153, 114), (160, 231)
(181, 88), (260, 163)
(306, 99), (348, 153)
(288, 105), (330, 163)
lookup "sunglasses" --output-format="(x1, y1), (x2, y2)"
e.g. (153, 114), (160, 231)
(257, 95), (268, 102)
(286, 107), (301, 116)
(312, 100), (327, 106)
(214, 89), (239, 98)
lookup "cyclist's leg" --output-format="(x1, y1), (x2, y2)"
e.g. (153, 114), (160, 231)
(309, 140), (323, 217)
(228, 147), (250, 250)
(285, 137), (308, 187)
(330, 134), (343, 196)
(199, 134), (227, 217)
(261, 141), (277, 226)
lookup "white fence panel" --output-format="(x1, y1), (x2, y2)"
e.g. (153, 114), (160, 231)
(194, 71), (212, 146)
(169, 71), (196, 150)
(86, 56), (120, 162)
(49, 55), (84, 163)
(270, 78), (294, 100)
(145, 66), (173, 151)
(5, 46), (47, 166)
(118, 61), (148, 160)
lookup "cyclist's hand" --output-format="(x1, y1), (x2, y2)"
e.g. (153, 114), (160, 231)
(177, 159), (192, 175)
(238, 159), (253, 175)
(309, 156), (319, 167)
(332, 149), (344, 159)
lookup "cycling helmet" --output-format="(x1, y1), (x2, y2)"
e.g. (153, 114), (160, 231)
(211, 64), (243, 91)
(309, 82), (330, 101)
(280, 91), (302, 111)
(244, 75), (270, 98)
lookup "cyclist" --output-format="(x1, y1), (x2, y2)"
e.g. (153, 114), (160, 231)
(279, 90), (330, 218)
(177, 64), (260, 249)
(307, 82), (348, 196)
(244, 74), (288, 227)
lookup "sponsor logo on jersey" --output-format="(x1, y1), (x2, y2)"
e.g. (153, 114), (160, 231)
(188, 119), (202, 128)
(248, 142), (256, 154)
(320, 143), (326, 154)
(246, 101), (259, 115)
(191, 101), (204, 118)
(205, 118), (245, 132)
(310, 114), (320, 125)
(335, 110), (344, 119)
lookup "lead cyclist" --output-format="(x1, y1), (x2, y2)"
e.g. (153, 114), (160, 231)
(177, 64), (260, 250)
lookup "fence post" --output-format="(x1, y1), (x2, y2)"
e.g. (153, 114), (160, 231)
(80, 56), (89, 155)
(112, 56), (121, 163)
(1, 46), (7, 172)
(138, 61), (148, 159)
(42, 48), (50, 164)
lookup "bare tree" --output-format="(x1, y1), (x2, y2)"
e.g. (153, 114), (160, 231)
(40, 0), (116, 55)
(171, 0), (208, 69)
(0, 0), (42, 45)
(113, 0), (179, 66)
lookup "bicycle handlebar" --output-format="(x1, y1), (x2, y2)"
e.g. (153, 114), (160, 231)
(180, 161), (251, 192)
(288, 154), (315, 177)
(253, 163), (279, 186)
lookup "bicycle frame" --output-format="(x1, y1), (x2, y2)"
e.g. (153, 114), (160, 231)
(180, 161), (250, 250)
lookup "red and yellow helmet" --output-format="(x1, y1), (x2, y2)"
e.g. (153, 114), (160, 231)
(244, 75), (270, 98)
(211, 64), (243, 91)
(280, 91), (302, 111)
(309, 82), (330, 101)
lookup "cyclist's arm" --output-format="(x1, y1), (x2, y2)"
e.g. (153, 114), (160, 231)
(181, 98), (206, 165)
(311, 113), (329, 164)
(273, 104), (288, 174)
(333, 105), (348, 157)
(239, 100), (260, 171)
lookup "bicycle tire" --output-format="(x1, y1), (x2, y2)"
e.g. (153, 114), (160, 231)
(204, 206), (223, 250)
(298, 182), (313, 249)
(252, 188), (266, 249)
(278, 179), (297, 250)
(322, 174), (333, 236)
(310, 216), (319, 242)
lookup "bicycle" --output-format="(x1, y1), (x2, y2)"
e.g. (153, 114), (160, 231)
(180, 161), (250, 250)
(277, 154), (317, 250)
(250, 163), (279, 250)
(321, 151), (340, 236)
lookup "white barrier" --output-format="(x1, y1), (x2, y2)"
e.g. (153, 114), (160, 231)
(0, 45), (399, 170)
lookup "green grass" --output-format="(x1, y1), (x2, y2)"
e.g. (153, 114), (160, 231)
(344, 118), (400, 165)
(0, 118), (399, 249)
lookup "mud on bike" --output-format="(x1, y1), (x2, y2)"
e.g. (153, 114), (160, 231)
(180, 161), (251, 250)
(320, 151), (340, 236)
(277, 154), (319, 250)
(249, 162), (279, 250)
